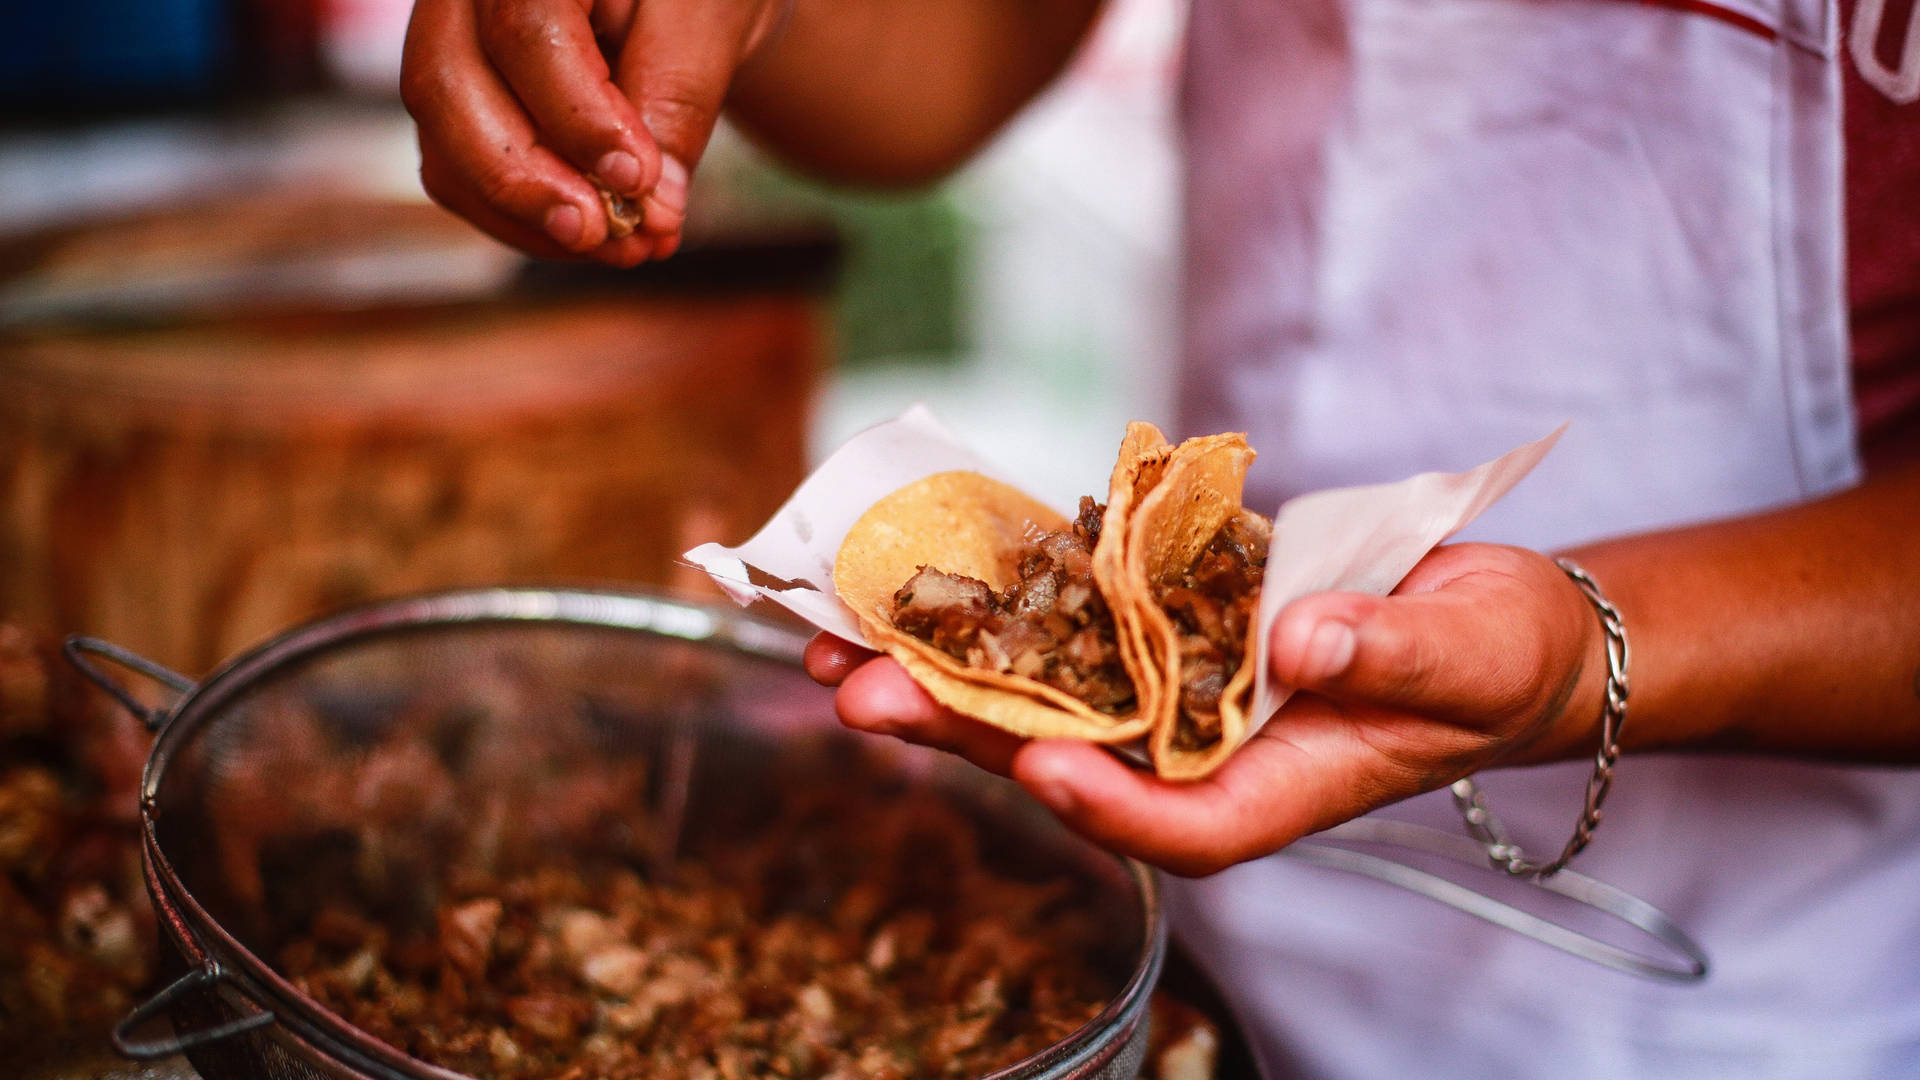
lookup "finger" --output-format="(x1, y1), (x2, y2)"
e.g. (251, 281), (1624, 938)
(1268, 581), (1560, 728)
(420, 149), (656, 266)
(803, 634), (877, 687)
(835, 658), (1025, 776)
(1012, 705), (1417, 877)
(614, 0), (772, 239)
(587, 0), (638, 43)
(401, 0), (609, 252)
(475, 0), (660, 196)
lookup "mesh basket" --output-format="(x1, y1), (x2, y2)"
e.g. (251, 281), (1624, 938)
(71, 589), (1165, 1080)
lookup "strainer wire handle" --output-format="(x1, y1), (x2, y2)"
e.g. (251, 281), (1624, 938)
(1285, 818), (1709, 983)
(112, 963), (277, 1060)
(63, 635), (197, 733)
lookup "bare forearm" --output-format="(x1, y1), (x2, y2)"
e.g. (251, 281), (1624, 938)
(1560, 461), (1920, 762)
(728, 0), (1105, 186)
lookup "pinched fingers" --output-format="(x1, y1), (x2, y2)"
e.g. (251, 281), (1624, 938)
(474, 0), (660, 199)
(832, 657), (1027, 777)
(419, 151), (655, 264)
(615, 0), (786, 248)
(403, 0), (613, 253)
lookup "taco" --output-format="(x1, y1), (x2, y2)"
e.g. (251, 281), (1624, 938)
(834, 424), (1271, 779)
(833, 428), (1175, 743)
(1121, 433), (1269, 780)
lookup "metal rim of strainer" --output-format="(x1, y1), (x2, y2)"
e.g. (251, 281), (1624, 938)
(71, 587), (1168, 1080)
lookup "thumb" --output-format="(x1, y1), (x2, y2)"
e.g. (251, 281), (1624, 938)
(615, 0), (779, 245)
(1268, 586), (1546, 728)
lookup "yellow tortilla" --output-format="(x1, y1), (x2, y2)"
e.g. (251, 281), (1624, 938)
(1093, 423), (1178, 745)
(835, 469), (1157, 743)
(1122, 433), (1265, 781)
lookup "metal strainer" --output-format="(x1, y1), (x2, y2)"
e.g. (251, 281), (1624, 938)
(67, 588), (1166, 1080)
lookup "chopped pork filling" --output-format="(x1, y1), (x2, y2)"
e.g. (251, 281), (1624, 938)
(283, 788), (1115, 1080)
(891, 498), (1135, 714)
(1154, 516), (1269, 751)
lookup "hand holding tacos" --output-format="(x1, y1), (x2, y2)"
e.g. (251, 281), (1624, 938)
(683, 405), (1563, 784)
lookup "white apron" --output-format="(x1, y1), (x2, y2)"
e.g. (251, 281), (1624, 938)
(1174, 0), (1920, 1075)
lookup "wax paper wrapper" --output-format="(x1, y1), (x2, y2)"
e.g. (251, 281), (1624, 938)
(684, 404), (1562, 752)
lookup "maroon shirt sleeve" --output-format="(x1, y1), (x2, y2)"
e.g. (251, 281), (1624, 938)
(1844, 0), (1920, 472)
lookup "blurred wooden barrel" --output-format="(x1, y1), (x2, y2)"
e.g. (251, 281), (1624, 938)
(0, 195), (836, 674)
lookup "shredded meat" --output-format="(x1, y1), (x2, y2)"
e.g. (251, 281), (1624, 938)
(892, 570), (998, 659)
(892, 497), (1135, 713)
(284, 786), (1117, 1080)
(1154, 516), (1270, 751)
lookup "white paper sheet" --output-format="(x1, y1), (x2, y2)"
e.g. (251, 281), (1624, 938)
(685, 405), (1561, 754)
(683, 405), (1033, 642)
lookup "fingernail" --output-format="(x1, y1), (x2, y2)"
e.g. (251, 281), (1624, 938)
(1302, 621), (1356, 682)
(543, 204), (584, 247)
(651, 155), (688, 217)
(595, 150), (641, 193)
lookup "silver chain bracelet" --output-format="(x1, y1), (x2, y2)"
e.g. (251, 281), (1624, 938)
(1450, 557), (1629, 879)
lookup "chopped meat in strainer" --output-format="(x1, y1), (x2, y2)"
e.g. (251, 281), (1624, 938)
(282, 788), (1119, 1079)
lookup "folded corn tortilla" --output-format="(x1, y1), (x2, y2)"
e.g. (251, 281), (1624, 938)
(835, 424), (1268, 776)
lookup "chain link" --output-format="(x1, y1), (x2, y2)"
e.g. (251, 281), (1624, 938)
(1450, 557), (1629, 879)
